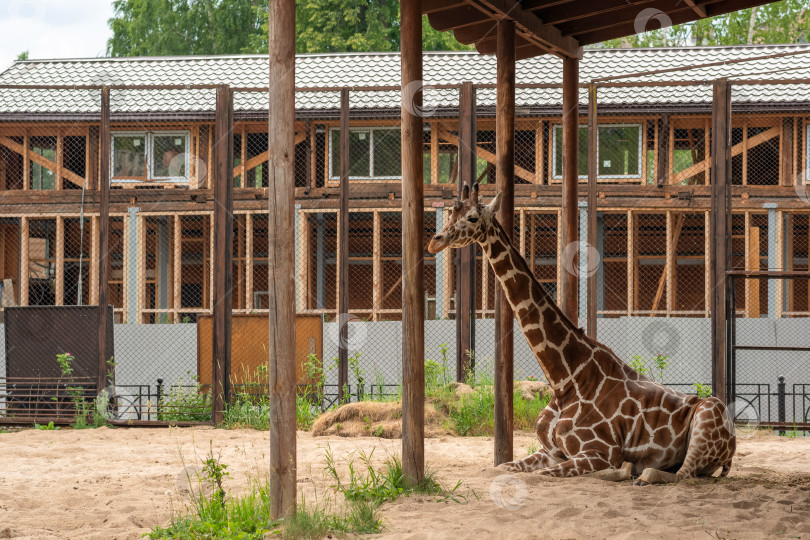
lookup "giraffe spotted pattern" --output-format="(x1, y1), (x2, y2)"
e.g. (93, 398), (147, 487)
(428, 184), (736, 484)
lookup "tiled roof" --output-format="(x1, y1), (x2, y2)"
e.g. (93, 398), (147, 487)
(1, 44), (810, 117)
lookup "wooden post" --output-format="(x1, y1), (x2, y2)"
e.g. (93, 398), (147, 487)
(561, 56), (579, 323)
(245, 213), (253, 311)
(22, 129), (29, 190)
(710, 78), (731, 404)
(493, 20), (515, 467)
(372, 211), (381, 320)
(337, 88), (350, 403)
(401, 0), (425, 488)
(268, 0), (297, 518)
(746, 226), (760, 318)
(657, 114), (670, 187)
(56, 129), (63, 191)
(98, 86), (111, 392)
(586, 83), (598, 337)
(20, 217), (29, 306)
(173, 215), (182, 322)
(457, 81), (476, 379)
(212, 84), (234, 423)
(55, 217), (64, 305)
(90, 216), (99, 305)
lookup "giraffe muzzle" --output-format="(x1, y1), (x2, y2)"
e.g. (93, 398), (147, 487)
(428, 234), (448, 253)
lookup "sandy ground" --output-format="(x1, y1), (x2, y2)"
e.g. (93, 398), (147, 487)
(0, 426), (809, 539)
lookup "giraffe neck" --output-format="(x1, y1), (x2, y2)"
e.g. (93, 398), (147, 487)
(479, 219), (595, 390)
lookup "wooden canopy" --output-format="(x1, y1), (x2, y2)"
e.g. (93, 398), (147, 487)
(424, 0), (782, 59)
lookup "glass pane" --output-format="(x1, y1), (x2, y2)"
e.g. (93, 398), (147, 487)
(32, 147), (55, 190)
(372, 128), (401, 177)
(598, 125), (640, 177)
(113, 135), (145, 178)
(330, 129), (371, 178)
(552, 125), (587, 177)
(152, 134), (187, 178)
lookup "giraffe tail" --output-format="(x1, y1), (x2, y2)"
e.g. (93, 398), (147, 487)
(719, 460), (732, 477)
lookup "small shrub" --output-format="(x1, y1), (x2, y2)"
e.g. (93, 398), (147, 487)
(159, 375), (212, 422)
(693, 383), (712, 399)
(34, 421), (59, 430)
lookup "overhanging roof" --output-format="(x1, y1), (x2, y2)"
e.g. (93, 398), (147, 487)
(424, 0), (785, 60)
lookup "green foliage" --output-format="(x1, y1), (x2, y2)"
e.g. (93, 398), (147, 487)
(107, 0), (263, 57)
(159, 374), (212, 422)
(694, 383), (713, 399)
(148, 452), (277, 539)
(108, 1), (472, 57)
(16, 51), (29, 61)
(598, 1), (810, 48)
(628, 354), (669, 383)
(283, 497), (381, 538)
(34, 421), (59, 430)
(53, 353), (101, 429)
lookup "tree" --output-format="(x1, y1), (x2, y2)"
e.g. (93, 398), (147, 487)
(598, 0), (810, 48)
(109, 0), (470, 56)
(16, 51), (29, 61)
(107, 0), (264, 57)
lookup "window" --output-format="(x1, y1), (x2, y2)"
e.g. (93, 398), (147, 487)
(329, 127), (401, 180)
(111, 131), (189, 183)
(552, 124), (642, 180)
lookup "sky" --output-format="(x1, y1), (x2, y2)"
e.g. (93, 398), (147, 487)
(0, 0), (114, 72)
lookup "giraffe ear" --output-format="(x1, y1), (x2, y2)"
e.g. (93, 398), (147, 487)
(485, 192), (502, 215)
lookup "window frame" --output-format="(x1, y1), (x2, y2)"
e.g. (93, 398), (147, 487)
(551, 123), (643, 181)
(110, 130), (190, 184)
(328, 126), (402, 181)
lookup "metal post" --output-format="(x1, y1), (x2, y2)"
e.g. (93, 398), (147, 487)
(777, 375), (786, 435)
(126, 207), (139, 324)
(338, 88), (350, 403)
(765, 203), (778, 318)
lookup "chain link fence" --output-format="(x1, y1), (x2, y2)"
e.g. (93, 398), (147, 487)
(1, 75), (809, 428)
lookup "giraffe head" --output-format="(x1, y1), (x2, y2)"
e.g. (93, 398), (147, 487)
(428, 183), (502, 253)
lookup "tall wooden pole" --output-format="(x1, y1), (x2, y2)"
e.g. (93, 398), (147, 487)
(561, 56), (579, 323)
(212, 84), (234, 423)
(97, 86), (111, 392)
(586, 83), (598, 337)
(401, 0), (425, 487)
(710, 78), (731, 404)
(494, 20), (515, 467)
(338, 88), (350, 403)
(457, 81), (476, 379)
(268, 0), (297, 518)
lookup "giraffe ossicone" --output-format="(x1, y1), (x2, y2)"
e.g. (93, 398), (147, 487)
(428, 183), (736, 484)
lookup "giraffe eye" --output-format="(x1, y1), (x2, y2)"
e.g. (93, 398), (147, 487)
(467, 217), (478, 223)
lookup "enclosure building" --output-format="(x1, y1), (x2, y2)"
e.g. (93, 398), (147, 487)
(1, 44), (810, 410)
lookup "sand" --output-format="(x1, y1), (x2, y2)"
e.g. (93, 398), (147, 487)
(0, 426), (808, 539)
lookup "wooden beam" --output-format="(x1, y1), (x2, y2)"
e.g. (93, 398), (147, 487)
(430, 123), (439, 184)
(372, 211), (381, 320)
(22, 130), (28, 190)
(245, 213), (253, 311)
(560, 56), (579, 322)
(267, 0), (297, 518)
(337, 87), (350, 403)
(0, 136), (86, 188)
(457, 82), (476, 380)
(240, 124), (247, 187)
(586, 83), (597, 336)
(173, 215), (181, 322)
(55, 216), (64, 305)
(683, 0), (707, 18)
(237, 215), (245, 310)
(231, 132), (305, 179)
(436, 129), (535, 183)
(56, 129), (63, 191)
(212, 84), (234, 424)
(20, 216), (28, 306)
(494, 20), (515, 468)
(710, 78), (731, 404)
(401, 0), (426, 488)
(535, 122), (543, 184)
(746, 225), (760, 318)
(668, 126), (779, 186)
(781, 117), (794, 186)
(90, 216), (99, 305)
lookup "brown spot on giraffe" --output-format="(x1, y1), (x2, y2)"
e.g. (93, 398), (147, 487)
(427, 184), (736, 483)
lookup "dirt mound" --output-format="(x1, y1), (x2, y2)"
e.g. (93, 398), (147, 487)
(311, 401), (450, 438)
(516, 380), (550, 400)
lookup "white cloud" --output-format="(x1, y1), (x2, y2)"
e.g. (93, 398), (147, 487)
(0, 0), (114, 73)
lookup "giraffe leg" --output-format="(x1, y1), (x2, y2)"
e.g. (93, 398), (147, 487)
(585, 461), (633, 482)
(498, 448), (563, 473)
(636, 397), (736, 486)
(532, 452), (613, 478)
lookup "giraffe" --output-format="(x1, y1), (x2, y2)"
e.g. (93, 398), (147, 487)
(428, 184), (736, 484)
